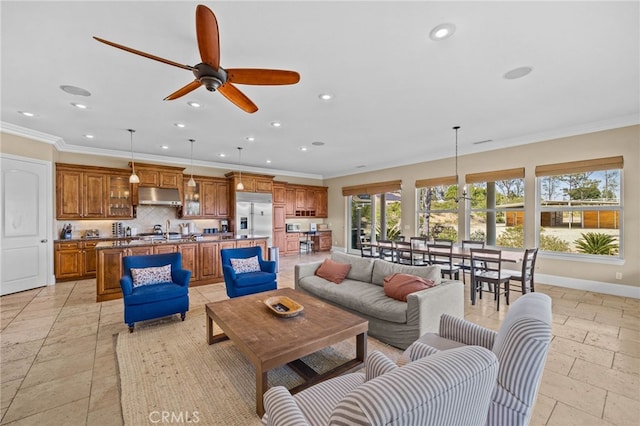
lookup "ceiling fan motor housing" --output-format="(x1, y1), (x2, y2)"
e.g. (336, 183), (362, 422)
(193, 63), (227, 91)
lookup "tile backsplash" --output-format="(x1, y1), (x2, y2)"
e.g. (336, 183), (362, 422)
(56, 206), (226, 239)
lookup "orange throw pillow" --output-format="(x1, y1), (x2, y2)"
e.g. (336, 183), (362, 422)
(315, 258), (352, 284)
(383, 273), (436, 302)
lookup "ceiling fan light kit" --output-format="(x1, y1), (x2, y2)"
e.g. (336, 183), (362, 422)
(94, 5), (299, 113)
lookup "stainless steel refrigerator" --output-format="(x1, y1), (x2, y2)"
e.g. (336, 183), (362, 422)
(235, 192), (273, 247)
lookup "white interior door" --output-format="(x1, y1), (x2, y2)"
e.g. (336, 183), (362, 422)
(1, 155), (52, 295)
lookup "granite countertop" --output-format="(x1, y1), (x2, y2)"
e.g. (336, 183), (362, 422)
(94, 235), (269, 249)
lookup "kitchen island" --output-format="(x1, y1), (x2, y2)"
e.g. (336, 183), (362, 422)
(95, 235), (268, 302)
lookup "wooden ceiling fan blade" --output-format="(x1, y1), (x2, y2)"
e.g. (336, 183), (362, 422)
(195, 5), (220, 70)
(227, 69), (301, 85)
(218, 83), (258, 113)
(93, 36), (193, 71)
(163, 80), (202, 101)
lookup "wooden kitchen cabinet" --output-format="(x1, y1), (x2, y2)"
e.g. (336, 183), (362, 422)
(319, 231), (332, 251)
(285, 232), (301, 254)
(284, 184), (328, 218)
(153, 244), (178, 254)
(178, 243), (199, 280)
(273, 183), (286, 204)
(96, 248), (125, 301)
(83, 240), (99, 275)
(182, 177), (229, 219)
(55, 241), (83, 279)
(134, 165), (183, 189)
(199, 242), (219, 282)
(56, 164), (133, 219)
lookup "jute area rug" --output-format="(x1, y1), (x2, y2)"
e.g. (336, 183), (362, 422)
(116, 308), (402, 426)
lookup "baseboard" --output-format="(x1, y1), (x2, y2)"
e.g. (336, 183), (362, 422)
(536, 273), (640, 299)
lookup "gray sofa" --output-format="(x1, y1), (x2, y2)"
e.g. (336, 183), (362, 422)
(294, 252), (464, 349)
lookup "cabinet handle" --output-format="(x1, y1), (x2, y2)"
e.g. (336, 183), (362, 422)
(41, 239), (48, 243)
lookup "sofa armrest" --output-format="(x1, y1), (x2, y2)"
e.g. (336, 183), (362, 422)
(294, 261), (323, 290)
(262, 386), (309, 426)
(259, 259), (276, 273)
(438, 314), (497, 349)
(172, 269), (191, 287)
(120, 275), (134, 296)
(406, 280), (464, 334)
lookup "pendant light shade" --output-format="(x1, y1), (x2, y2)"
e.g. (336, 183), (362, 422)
(128, 129), (140, 184)
(187, 139), (196, 187)
(236, 147), (244, 191)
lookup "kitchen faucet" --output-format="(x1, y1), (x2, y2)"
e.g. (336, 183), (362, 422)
(165, 219), (171, 240)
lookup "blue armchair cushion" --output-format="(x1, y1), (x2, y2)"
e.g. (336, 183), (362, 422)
(230, 256), (261, 274)
(233, 270), (278, 287)
(124, 280), (189, 306)
(131, 264), (172, 287)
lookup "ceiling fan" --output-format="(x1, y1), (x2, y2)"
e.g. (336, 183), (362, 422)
(94, 4), (300, 113)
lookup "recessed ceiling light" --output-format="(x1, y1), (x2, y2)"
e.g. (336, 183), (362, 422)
(187, 101), (202, 108)
(503, 66), (533, 80)
(318, 93), (333, 101)
(83, 134), (95, 139)
(174, 123), (186, 128)
(60, 85), (91, 96)
(266, 159), (272, 164)
(311, 141), (325, 146)
(429, 23), (456, 41)
(18, 111), (36, 117)
(245, 136), (255, 142)
(270, 121), (282, 128)
(160, 145), (169, 150)
(218, 153), (226, 158)
(70, 102), (88, 109)
(299, 146), (308, 152)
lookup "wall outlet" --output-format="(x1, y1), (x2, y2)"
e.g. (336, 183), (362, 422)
(615, 272), (623, 280)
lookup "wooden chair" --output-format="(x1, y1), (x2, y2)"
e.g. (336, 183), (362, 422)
(503, 248), (538, 294)
(410, 236), (429, 266)
(377, 239), (395, 262)
(394, 240), (413, 264)
(456, 240), (485, 284)
(469, 248), (511, 311)
(360, 242), (376, 258)
(427, 241), (460, 280)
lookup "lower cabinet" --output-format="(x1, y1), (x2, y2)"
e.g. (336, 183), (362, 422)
(55, 240), (101, 281)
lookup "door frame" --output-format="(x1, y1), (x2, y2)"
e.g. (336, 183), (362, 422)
(0, 153), (54, 288)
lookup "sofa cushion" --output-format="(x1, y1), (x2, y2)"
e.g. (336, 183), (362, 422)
(330, 252), (375, 282)
(298, 276), (408, 324)
(372, 261), (441, 286)
(315, 258), (351, 284)
(131, 264), (172, 287)
(230, 256), (261, 274)
(384, 273), (436, 302)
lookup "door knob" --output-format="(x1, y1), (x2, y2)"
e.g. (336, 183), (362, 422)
(40, 239), (48, 243)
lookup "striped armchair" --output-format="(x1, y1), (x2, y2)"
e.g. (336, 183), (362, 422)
(262, 346), (499, 426)
(402, 292), (552, 426)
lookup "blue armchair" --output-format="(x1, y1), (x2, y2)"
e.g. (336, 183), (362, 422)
(220, 246), (277, 298)
(120, 252), (191, 332)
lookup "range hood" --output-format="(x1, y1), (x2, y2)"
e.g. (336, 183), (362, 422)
(137, 187), (182, 206)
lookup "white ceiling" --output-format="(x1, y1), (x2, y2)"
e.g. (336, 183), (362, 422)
(2, 1), (638, 179)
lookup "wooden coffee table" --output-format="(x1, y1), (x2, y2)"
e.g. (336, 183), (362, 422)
(205, 288), (368, 416)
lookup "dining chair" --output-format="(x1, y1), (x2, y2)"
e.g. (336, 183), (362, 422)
(394, 240), (413, 264)
(409, 236), (429, 266)
(469, 248), (511, 311)
(503, 248), (539, 294)
(427, 241), (460, 280)
(456, 240), (485, 284)
(377, 239), (395, 262)
(299, 231), (315, 254)
(360, 241), (376, 258)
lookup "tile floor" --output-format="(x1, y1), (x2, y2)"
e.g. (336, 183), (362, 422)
(1, 252), (639, 425)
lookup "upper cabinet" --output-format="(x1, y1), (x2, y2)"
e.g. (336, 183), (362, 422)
(56, 164), (133, 219)
(132, 162), (184, 189)
(285, 184), (328, 218)
(225, 171), (274, 194)
(182, 176), (229, 219)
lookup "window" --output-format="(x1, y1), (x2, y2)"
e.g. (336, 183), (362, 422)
(536, 156), (623, 258)
(416, 176), (458, 241)
(343, 180), (402, 250)
(466, 168), (525, 248)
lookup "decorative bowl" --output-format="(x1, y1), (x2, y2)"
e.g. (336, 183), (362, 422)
(264, 296), (304, 318)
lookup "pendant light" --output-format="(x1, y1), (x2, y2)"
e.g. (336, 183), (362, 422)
(128, 129), (140, 183)
(452, 125), (470, 202)
(187, 139), (196, 187)
(236, 147), (244, 191)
